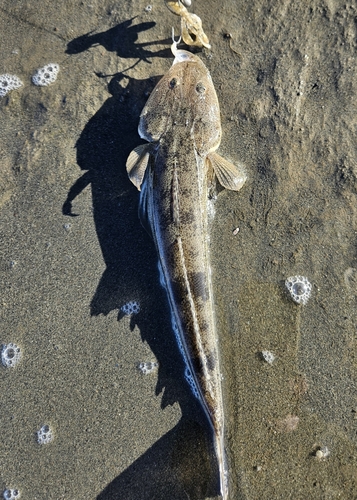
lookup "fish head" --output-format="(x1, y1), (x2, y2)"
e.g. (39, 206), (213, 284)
(139, 48), (221, 154)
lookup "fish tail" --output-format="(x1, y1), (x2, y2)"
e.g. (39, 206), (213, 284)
(215, 431), (229, 500)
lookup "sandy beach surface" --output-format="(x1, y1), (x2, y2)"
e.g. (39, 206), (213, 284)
(0, 0), (356, 498)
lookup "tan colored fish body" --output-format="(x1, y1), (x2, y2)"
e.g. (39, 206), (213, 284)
(127, 41), (246, 499)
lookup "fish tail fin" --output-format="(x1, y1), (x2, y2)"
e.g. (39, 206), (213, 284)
(215, 431), (229, 500)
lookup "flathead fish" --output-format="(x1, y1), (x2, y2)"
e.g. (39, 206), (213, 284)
(126, 36), (246, 499)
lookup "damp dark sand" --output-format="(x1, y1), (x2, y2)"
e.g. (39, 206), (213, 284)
(0, 1), (356, 498)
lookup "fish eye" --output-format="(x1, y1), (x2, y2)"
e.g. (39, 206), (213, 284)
(169, 78), (178, 88)
(196, 82), (206, 94)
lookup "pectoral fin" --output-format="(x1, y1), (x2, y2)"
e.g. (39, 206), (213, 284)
(207, 152), (246, 191)
(126, 144), (151, 191)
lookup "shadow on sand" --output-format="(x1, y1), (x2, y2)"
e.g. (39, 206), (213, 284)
(63, 18), (220, 499)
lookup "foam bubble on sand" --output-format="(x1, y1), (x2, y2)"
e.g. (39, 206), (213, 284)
(1, 343), (21, 368)
(285, 275), (312, 305)
(32, 63), (59, 86)
(37, 424), (53, 445)
(121, 301), (140, 316)
(138, 361), (158, 375)
(2, 489), (20, 499)
(261, 350), (275, 364)
(0, 74), (23, 97)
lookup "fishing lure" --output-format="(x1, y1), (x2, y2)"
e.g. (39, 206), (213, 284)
(165, 0), (211, 49)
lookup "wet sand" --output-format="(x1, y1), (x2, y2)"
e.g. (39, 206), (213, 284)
(0, 0), (356, 498)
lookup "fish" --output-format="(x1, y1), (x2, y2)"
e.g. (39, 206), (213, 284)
(126, 35), (246, 499)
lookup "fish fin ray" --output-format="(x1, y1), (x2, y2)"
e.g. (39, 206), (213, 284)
(138, 171), (154, 238)
(205, 157), (220, 199)
(126, 144), (151, 191)
(208, 152), (246, 191)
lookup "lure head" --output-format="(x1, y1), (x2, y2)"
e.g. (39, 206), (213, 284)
(170, 29), (198, 65)
(165, 2), (211, 49)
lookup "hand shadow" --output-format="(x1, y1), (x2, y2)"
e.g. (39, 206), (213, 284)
(63, 20), (221, 500)
(66, 16), (171, 63)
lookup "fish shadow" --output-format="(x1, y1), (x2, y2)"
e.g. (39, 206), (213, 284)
(97, 418), (218, 500)
(64, 21), (219, 499)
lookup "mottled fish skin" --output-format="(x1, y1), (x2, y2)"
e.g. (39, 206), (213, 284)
(126, 43), (246, 500)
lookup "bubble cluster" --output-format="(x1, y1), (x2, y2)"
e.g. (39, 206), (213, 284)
(261, 350), (275, 365)
(3, 489), (20, 500)
(285, 275), (312, 305)
(184, 366), (199, 399)
(1, 343), (21, 368)
(0, 74), (23, 97)
(167, 299), (200, 399)
(138, 361), (158, 375)
(32, 63), (59, 86)
(121, 301), (140, 315)
(37, 424), (53, 445)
